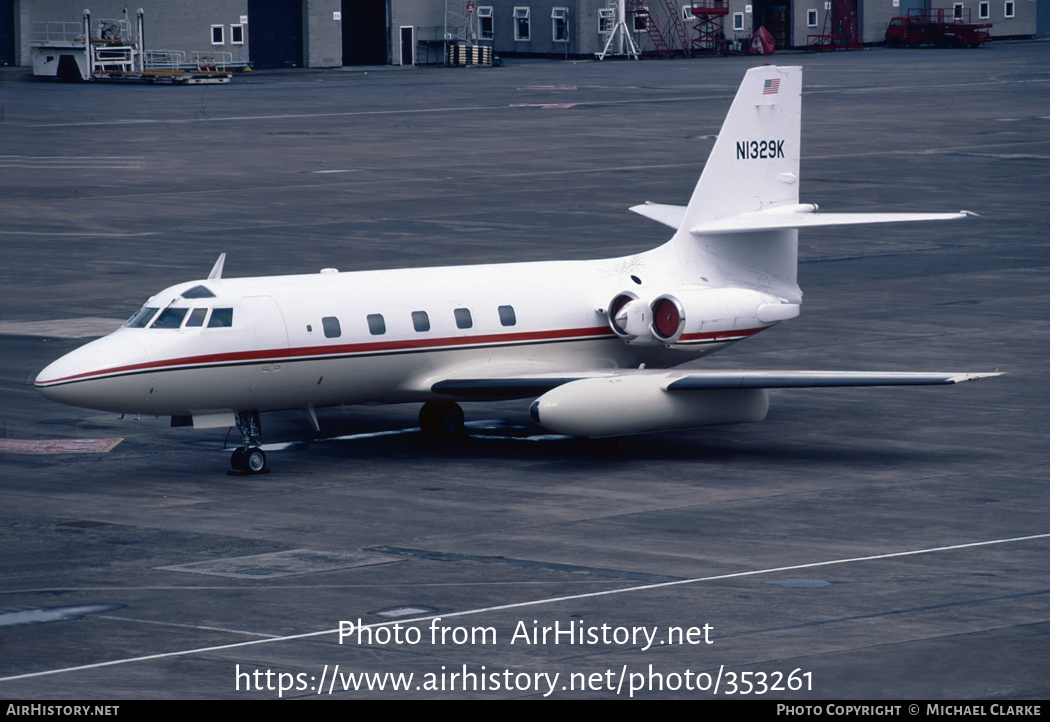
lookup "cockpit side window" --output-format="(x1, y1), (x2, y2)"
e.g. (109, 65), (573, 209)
(153, 307), (188, 329)
(126, 306), (159, 328)
(208, 308), (234, 328)
(185, 308), (208, 327)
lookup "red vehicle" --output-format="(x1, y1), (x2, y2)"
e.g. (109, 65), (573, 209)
(885, 9), (991, 48)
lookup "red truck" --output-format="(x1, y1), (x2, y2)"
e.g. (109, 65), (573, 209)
(885, 9), (991, 48)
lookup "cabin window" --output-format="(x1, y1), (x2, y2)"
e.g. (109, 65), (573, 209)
(412, 311), (430, 332)
(454, 308), (473, 329)
(181, 285), (215, 299)
(126, 306), (159, 328)
(322, 316), (341, 338)
(153, 307), (188, 329)
(208, 308), (234, 327)
(367, 314), (386, 335)
(186, 308), (208, 327)
(498, 305), (516, 327)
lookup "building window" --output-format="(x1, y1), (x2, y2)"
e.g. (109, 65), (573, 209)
(1003, 0), (1014, 16)
(322, 316), (341, 338)
(454, 308), (473, 329)
(681, 4), (694, 21)
(211, 25), (224, 45)
(231, 25), (244, 45)
(953, 2), (964, 18)
(552, 8), (568, 42)
(478, 7), (494, 39)
(412, 311), (430, 333)
(807, 9), (818, 26)
(498, 305), (517, 327)
(599, 7), (614, 34)
(514, 7), (530, 41)
(367, 314), (386, 335)
(978, 1), (989, 17)
(733, 12), (744, 31)
(633, 12), (649, 32)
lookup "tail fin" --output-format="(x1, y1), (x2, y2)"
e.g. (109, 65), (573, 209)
(677, 65), (803, 236)
(665, 65), (803, 301)
(635, 65), (968, 300)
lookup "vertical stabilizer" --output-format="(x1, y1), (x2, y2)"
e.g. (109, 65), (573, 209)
(677, 65), (802, 235)
(670, 66), (803, 300)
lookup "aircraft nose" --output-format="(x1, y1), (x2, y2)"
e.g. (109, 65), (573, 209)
(35, 333), (153, 411)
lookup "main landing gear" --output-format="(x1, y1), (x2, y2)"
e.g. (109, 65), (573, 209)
(419, 401), (466, 437)
(230, 410), (268, 474)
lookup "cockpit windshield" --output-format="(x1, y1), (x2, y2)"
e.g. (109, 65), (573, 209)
(124, 304), (234, 330)
(153, 307), (189, 329)
(125, 306), (159, 328)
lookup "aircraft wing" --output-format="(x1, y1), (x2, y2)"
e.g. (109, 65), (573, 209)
(431, 369), (1002, 400)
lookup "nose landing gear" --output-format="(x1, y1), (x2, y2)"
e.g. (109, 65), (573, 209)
(230, 410), (268, 474)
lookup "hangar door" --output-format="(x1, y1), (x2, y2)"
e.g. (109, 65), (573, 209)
(752, 0), (790, 48)
(0, 0), (15, 66)
(342, 0), (387, 65)
(248, 0), (304, 69)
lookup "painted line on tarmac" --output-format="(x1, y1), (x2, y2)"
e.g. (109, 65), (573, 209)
(1, 531), (1048, 684)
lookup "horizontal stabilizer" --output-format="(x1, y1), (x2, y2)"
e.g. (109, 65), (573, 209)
(630, 202), (687, 230)
(691, 209), (974, 235)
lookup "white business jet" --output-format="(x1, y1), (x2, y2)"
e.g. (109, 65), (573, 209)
(35, 66), (1000, 473)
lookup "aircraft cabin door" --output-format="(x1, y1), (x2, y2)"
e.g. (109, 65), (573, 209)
(241, 295), (290, 401)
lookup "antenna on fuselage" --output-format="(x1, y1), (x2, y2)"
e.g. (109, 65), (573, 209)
(208, 253), (226, 280)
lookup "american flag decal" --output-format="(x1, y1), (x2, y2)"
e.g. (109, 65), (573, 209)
(763, 78), (781, 95)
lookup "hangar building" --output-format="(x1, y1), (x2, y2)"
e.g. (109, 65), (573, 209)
(2, 0), (1039, 70)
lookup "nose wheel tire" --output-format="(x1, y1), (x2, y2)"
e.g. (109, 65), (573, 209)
(419, 401), (466, 437)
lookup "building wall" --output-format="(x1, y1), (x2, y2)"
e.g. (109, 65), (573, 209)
(388, 0), (445, 65)
(13, 0), (1039, 70)
(304, 0), (341, 67)
(20, 0), (250, 67)
(485, 0), (1035, 53)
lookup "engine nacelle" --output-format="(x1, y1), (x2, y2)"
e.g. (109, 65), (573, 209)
(607, 292), (653, 344)
(650, 287), (799, 346)
(529, 375), (769, 437)
(607, 287), (799, 348)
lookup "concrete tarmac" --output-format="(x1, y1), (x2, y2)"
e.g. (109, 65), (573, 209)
(0, 42), (1048, 699)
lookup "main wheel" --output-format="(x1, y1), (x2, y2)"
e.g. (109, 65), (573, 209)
(231, 447), (247, 470)
(419, 401), (466, 437)
(246, 448), (267, 473)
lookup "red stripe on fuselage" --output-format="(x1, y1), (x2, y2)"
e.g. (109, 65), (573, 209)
(37, 324), (770, 387)
(38, 326), (614, 386)
(678, 326), (767, 342)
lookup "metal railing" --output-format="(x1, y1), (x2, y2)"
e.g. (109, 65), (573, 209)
(29, 21), (84, 44)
